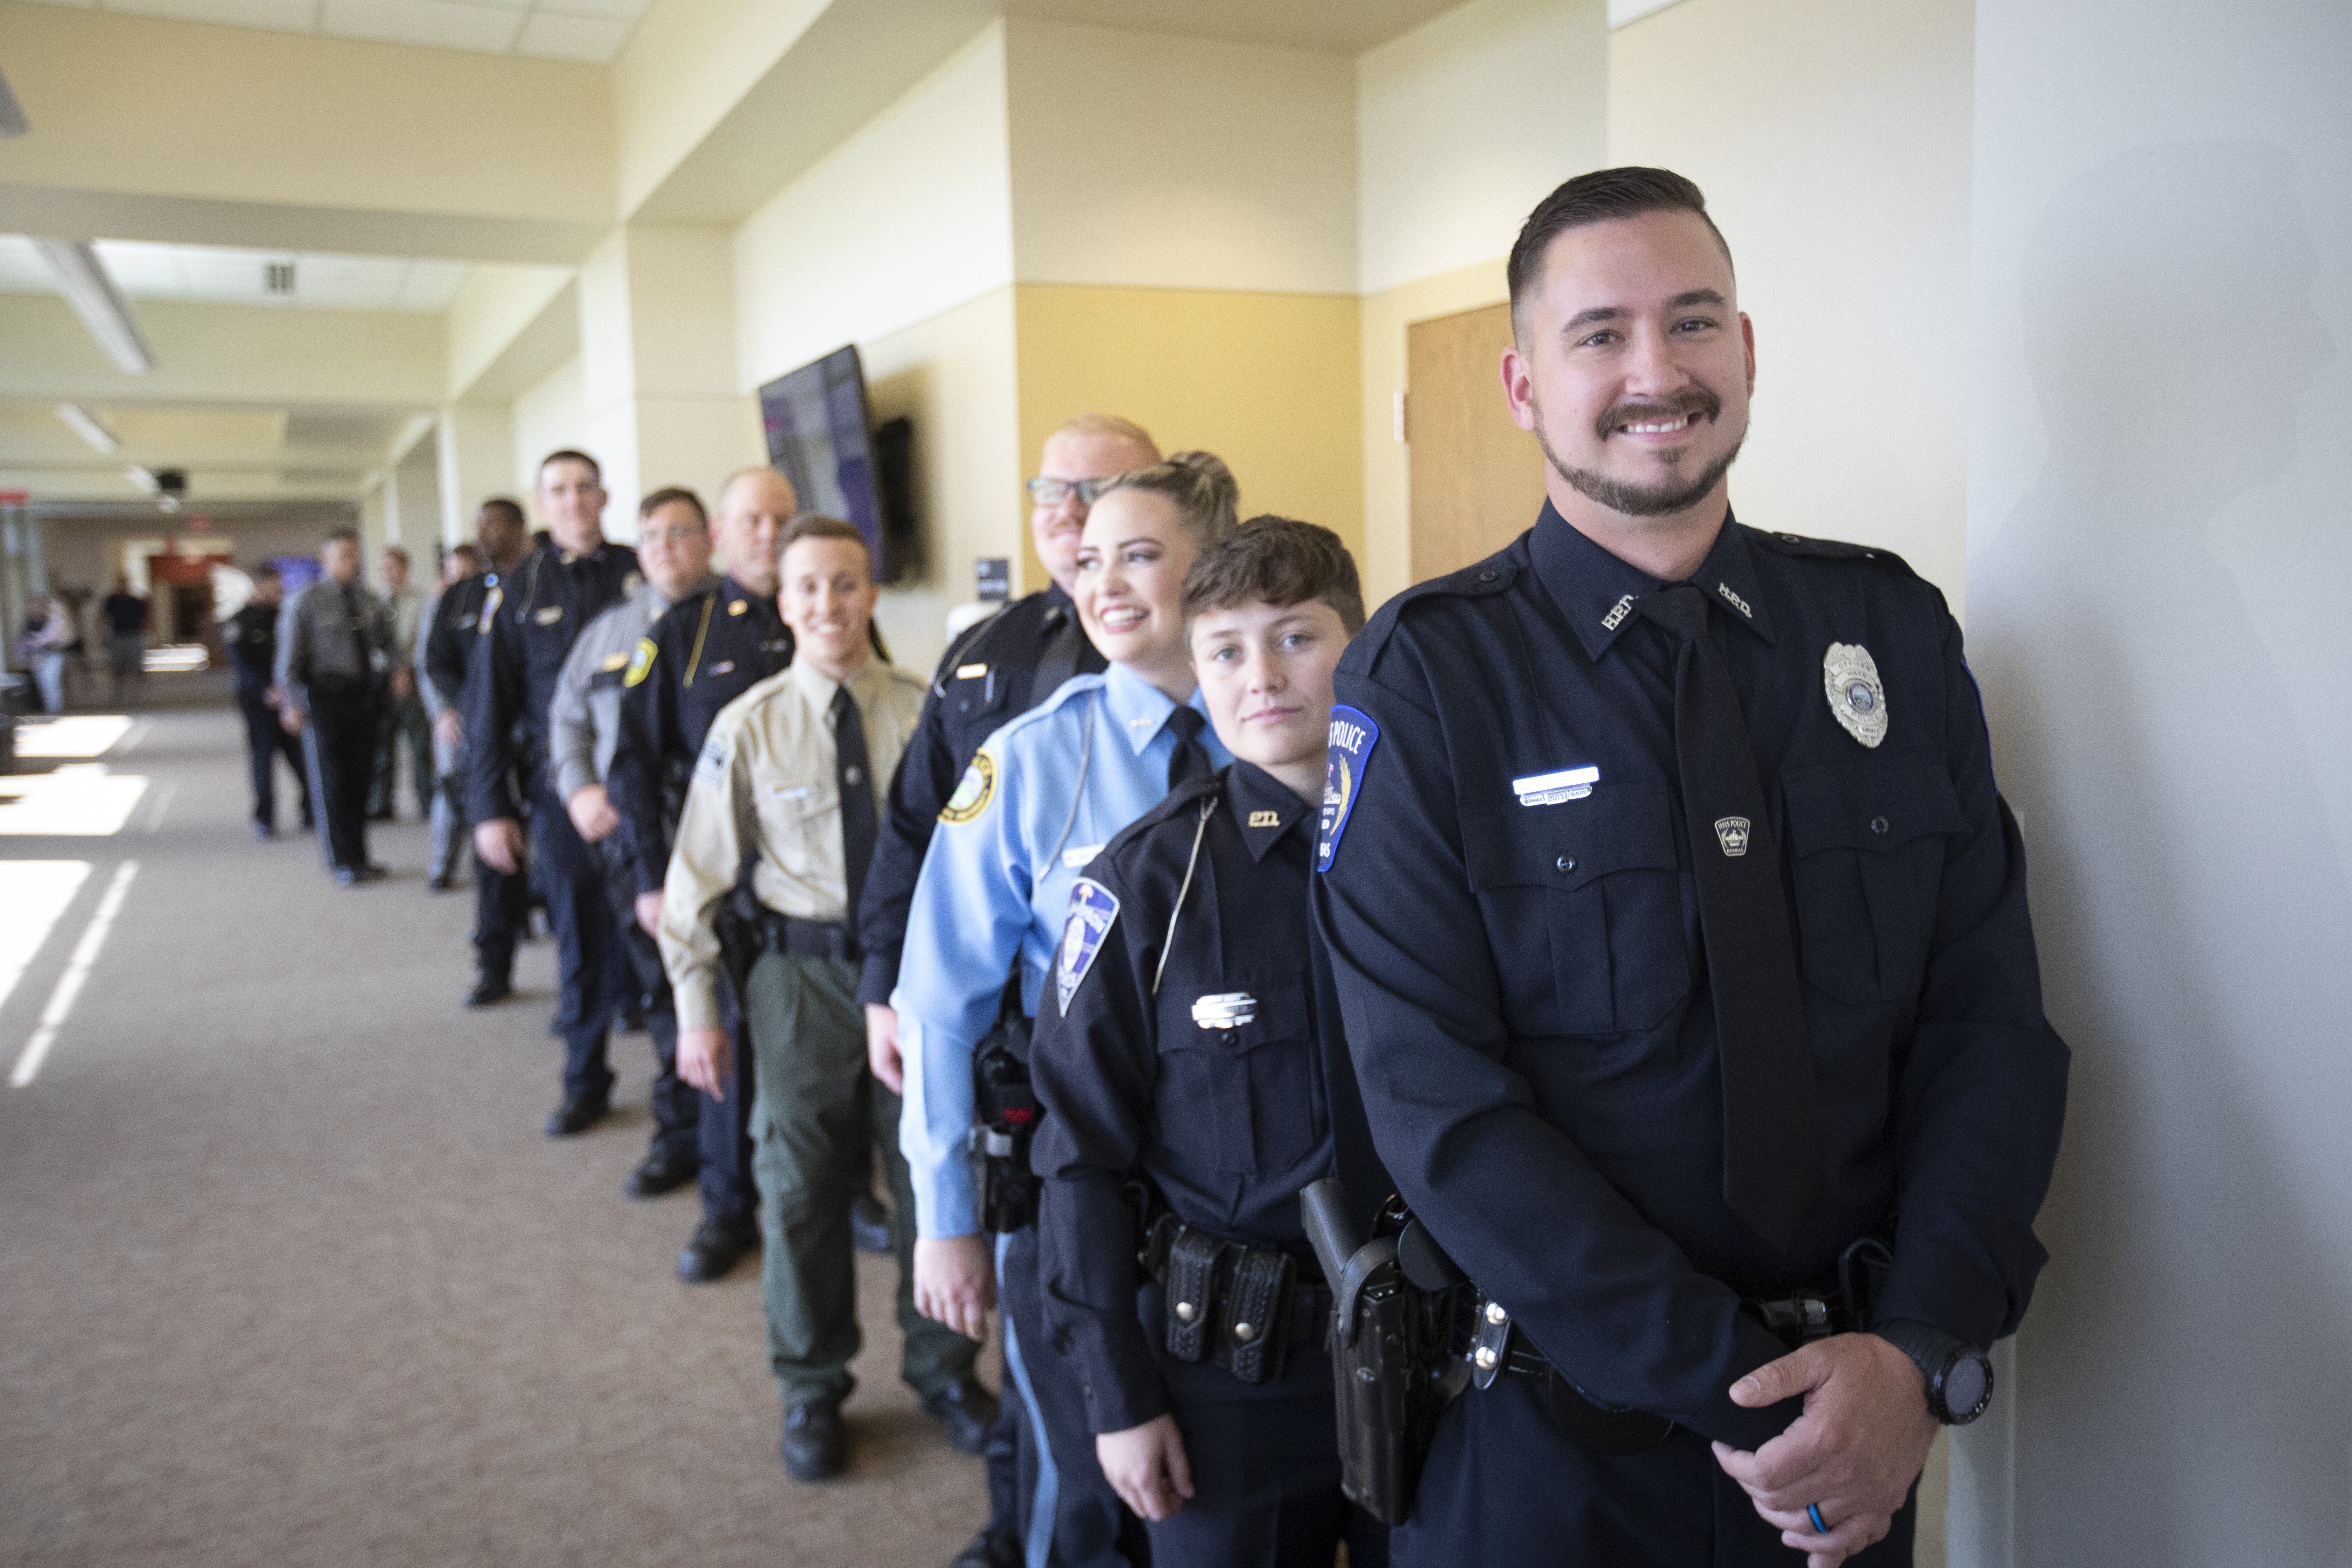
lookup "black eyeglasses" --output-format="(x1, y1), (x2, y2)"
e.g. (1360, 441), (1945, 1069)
(1024, 477), (1116, 508)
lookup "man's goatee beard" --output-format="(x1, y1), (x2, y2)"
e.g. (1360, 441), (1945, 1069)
(1539, 428), (1745, 519)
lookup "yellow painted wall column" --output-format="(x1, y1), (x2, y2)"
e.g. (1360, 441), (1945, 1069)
(579, 224), (762, 542)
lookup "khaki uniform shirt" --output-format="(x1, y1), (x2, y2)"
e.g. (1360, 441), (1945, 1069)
(659, 654), (925, 1031)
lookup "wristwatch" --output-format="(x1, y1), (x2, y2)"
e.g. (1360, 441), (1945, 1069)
(1874, 1318), (1995, 1426)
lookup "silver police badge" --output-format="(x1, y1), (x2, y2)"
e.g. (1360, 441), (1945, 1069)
(1822, 642), (1888, 749)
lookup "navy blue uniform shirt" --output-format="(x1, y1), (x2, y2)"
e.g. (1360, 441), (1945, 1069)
(606, 575), (792, 896)
(1032, 762), (1351, 1434)
(856, 585), (1105, 1006)
(1311, 504), (2068, 1451)
(423, 573), (494, 715)
(224, 602), (279, 694)
(462, 539), (639, 822)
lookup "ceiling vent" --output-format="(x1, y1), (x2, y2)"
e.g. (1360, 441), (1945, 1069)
(265, 261), (296, 295)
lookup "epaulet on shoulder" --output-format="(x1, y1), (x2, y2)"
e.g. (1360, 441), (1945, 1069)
(1747, 526), (1918, 577)
(1349, 548), (1521, 661)
(1100, 772), (1220, 870)
(883, 665), (925, 693)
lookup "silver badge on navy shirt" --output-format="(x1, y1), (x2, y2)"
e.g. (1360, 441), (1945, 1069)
(1823, 642), (1888, 748)
(1191, 992), (1257, 1030)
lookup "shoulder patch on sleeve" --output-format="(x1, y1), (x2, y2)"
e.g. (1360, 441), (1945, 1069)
(1316, 704), (1381, 873)
(691, 729), (733, 790)
(624, 637), (657, 687)
(938, 749), (996, 825)
(477, 584), (502, 633)
(1056, 877), (1121, 1015)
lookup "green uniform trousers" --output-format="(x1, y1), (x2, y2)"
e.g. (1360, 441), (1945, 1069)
(744, 949), (976, 1407)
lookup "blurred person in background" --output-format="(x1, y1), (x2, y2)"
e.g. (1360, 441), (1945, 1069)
(277, 528), (389, 886)
(102, 576), (148, 704)
(17, 594), (73, 715)
(222, 566), (311, 838)
(370, 544), (432, 822)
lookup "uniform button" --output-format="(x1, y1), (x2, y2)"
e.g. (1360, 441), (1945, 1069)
(1174, 1301), (1197, 1323)
(1556, 856), (1576, 873)
(1870, 816), (1889, 835)
(1479, 570), (1498, 582)
(1233, 1322), (1256, 1343)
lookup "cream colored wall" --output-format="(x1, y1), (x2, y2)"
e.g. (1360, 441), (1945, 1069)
(1357, 0), (1609, 296)
(1003, 20), (1358, 295)
(1013, 283), (1364, 594)
(1609, 0), (1976, 617)
(511, 355), (588, 505)
(446, 265), (578, 403)
(609, 0), (827, 218)
(733, 24), (1015, 389)
(859, 287), (1024, 677)
(1357, 258), (1513, 608)
(0, 1), (614, 225)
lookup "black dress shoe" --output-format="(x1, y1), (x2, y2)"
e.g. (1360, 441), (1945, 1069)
(359, 862), (388, 881)
(625, 1144), (699, 1199)
(465, 974), (512, 1007)
(252, 822), (274, 840)
(426, 872), (452, 892)
(920, 1377), (999, 1456)
(545, 1090), (610, 1137)
(850, 1190), (894, 1255)
(948, 1527), (1022, 1568)
(780, 1399), (846, 1482)
(677, 1213), (758, 1283)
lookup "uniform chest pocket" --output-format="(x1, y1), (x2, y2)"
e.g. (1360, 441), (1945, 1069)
(1153, 979), (1320, 1176)
(754, 778), (836, 875)
(948, 669), (1008, 727)
(1782, 760), (1967, 1006)
(1461, 785), (1688, 1036)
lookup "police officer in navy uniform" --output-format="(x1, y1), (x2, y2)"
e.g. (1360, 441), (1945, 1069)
(856, 413), (1153, 1568)
(1310, 169), (2069, 1567)
(423, 500), (530, 1001)
(1031, 517), (1387, 1568)
(464, 450), (641, 1136)
(224, 564), (310, 838)
(607, 466), (798, 1282)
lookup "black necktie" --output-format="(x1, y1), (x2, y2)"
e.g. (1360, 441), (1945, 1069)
(344, 585), (368, 674)
(1638, 584), (1822, 1252)
(1165, 704), (1210, 791)
(832, 685), (878, 928)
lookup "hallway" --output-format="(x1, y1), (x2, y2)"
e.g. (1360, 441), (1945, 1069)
(0, 682), (984, 1566)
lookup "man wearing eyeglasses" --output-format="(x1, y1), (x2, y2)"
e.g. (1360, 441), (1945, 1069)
(857, 412), (1159, 1568)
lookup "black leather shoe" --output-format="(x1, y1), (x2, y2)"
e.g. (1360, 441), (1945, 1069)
(427, 872), (452, 892)
(359, 862), (388, 881)
(780, 1399), (846, 1482)
(850, 1190), (893, 1255)
(948, 1527), (1022, 1568)
(465, 974), (512, 1008)
(625, 1145), (698, 1199)
(677, 1214), (758, 1282)
(920, 1377), (999, 1455)
(545, 1091), (610, 1137)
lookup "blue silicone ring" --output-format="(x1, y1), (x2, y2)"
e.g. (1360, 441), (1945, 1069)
(1807, 1504), (1829, 1534)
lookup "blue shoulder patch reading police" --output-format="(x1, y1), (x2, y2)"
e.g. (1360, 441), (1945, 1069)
(1316, 705), (1380, 873)
(1056, 877), (1121, 1015)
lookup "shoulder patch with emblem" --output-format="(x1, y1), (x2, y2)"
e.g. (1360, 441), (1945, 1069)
(1316, 705), (1380, 873)
(938, 750), (996, 825)
(623, 639), (657, 687)
(476, 584), (502, 633)
(1056, 877), (1121, 1015)
(691, 730), (733, 790)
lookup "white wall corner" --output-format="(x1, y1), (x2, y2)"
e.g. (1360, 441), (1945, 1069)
(1610, 0), (1691, 27)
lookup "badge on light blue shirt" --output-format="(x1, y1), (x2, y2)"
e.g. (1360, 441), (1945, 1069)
(1317, 705), (1380, 873)
(1056, 877), (1120, 1015)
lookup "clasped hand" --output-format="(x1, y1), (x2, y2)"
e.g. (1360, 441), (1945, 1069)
(1710, 1332), (1938, 1568)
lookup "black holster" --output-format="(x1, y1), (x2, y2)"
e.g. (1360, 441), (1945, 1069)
(968, 992), (1038, 1233)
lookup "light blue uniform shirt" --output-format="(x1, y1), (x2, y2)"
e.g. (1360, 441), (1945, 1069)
(895, 661), (1232, 1238)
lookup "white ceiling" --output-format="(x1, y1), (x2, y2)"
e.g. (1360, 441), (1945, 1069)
(0, 235), (471, 312)
(14, 0), (649, 64)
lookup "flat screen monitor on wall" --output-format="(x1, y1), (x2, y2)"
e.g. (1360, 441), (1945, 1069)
(758, 345), (884, 579)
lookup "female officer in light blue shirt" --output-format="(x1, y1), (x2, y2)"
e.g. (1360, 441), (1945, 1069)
(888, 451), (1237, 1568)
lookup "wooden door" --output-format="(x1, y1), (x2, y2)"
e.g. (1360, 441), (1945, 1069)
(1406, 303), (1550, 583)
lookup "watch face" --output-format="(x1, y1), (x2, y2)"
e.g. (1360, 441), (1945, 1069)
(1944, 1354), (1991, 1419)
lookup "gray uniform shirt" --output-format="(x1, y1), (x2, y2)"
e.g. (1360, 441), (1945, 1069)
(275, 577), (388, 706)
(548, 574), (716, 802)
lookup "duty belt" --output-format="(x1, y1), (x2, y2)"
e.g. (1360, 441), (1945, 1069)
(1142, 1213), (1329, 1387)
(747, 909), (858, 962)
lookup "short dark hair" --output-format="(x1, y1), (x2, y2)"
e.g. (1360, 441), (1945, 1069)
(323, 526), (360, 547)
(1507, 167), (1732, 338)
(477, 497), (525, 530)
(383, 544), (410, 565)
(538, 448), (601, 484)
(779, 513), (871, 565)
(639, 486), (708, 524)
(1181, 515), (1365, 634)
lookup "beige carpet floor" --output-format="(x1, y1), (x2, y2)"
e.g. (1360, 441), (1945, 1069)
(0, 677), (994, 1567)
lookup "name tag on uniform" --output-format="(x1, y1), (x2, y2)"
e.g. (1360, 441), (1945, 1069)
(707, 660), (735, 676)
(728, 600), (749, 616)
(1192, 992), (1257, 1030)
(955, 663), (987, 680)
(1513, 766), (1599, 806)
(769, 784), (818, 803)
(534, 606), (564, 625)
(1061, 843), (1105, 869)
(600, 653), (629, 672)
